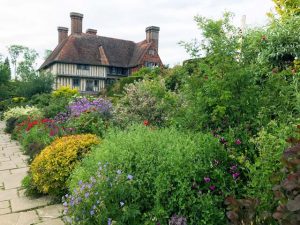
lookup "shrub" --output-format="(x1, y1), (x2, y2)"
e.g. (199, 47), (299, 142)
(245, 121), (295, 221)
(68, 97), (112, 118)
(3, 105), (42, 121)
(66, 125), (239, 224)
(30, 134), (100, 196)
(273, 126), (300, 225)
(114, 79), (182, 127)
(52, 86), (78, 99)
(66, 111), (106, 137)
(4, 117), (19, 134)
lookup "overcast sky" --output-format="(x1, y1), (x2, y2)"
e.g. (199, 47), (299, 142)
(0, 0), (274, 68)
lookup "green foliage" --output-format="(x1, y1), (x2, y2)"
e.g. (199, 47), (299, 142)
(52, 86), (78, 98)
(114, 78), (182, 127)
(272, 126), (300, 224)
(4, 117), (19, 134)
(67, 125), (239, 224)
(270, 0), (300, 19)
(20, 125), (54, 162)
(30, 134), (100, 196)
(40, 87), (78, 118)
(15, 72), (54, 98)
(0, 58), (12, 100)
(3, 105), (42, 121)
(106, 76), (143, 97)
(245, 121), (295, 223)
(66, 111), (106, 137)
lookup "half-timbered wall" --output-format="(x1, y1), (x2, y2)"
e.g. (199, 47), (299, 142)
(56, 77), (106, 92)
(48, 63), (107, 78)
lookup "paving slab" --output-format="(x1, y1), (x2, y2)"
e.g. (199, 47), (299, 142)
(10, 167), (29, 174)
(3, 173), (27, 189)
(0, 207), (11, 215)
(36, 218), (64, 225)
(37, 204), (63, 221)
(0, 121), (64, 224)
(0, 161), (17, 171)
(0, 210), (40, 225)
(11, 196), (52, 213)
(0, 189), (18, 201)
(0, 200), (10, 208)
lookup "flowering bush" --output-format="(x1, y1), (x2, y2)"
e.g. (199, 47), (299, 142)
(68, 97), (112, 118)
(273, 126), (300, 225)
(67, 125), (240, 224)
(114, 79), (182, 127)
(52, 86), (78, 98)
(66, 111), (106, 137)
(3, 106), (43, 121)
(30, 134), (100, 196)
(15, 117), (74, 161)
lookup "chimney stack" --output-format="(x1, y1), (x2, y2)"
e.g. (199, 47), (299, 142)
(57, 27), (68, 44)
(146, 26), (160, 52)
(70, 12), (83, 34)
(86, 29), (97, 35)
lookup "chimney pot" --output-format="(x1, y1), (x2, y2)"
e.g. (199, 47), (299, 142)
(146, 26), (160, 52)
(57, 27), (68, 44)
(86, 29), (97, 35)
(70, 12), (83, 34)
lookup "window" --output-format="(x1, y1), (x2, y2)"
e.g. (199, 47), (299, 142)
(109, 67), (128, 75)
(145, 62), (159, 68)
(77, 64), (90, 70)
(148, 49), (155, 55)
(72, 78), (80, 87)
(94, 80), (98, 87)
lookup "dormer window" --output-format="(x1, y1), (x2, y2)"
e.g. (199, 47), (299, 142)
(77, 64), (90, 70)
(145, 62), (159, 68)
(148, 49), (155, 55)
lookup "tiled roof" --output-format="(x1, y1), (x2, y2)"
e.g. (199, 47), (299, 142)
(40, 33), (151, 69)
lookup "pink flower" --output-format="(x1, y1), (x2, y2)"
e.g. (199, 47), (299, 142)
(235, 139), (242, 145)
(143, 120), (150, 126)
(209, 185), (216, 191)
(204, 177), (211, 183)
(232, 172), (240, 179)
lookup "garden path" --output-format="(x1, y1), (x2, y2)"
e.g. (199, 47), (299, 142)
(0, 121), (64, 225)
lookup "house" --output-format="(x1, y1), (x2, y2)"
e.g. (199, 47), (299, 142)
(39, 12), (163, 93)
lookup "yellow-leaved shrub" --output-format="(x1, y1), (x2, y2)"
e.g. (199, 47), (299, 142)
(30, 134), (100, 196)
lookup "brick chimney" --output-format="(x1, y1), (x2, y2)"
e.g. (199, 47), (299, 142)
(70, 12), (83, 34)
(146, 26), (160, 52)
(57, 27), (68, 44)
(86, 29), (97, 35)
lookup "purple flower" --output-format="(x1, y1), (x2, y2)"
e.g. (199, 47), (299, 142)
(209, 185), (216, 191)
(63, 202), (68, 207)
(232, 172), (240, 179)
(230, 165), (237, 171)
(97, 200), (100, 204)
(90, 210), (95, 216)
(120, 201), (125, 207)
(204, 177), (211, 183)
(85, 192), (90, 198)
(117, 169), (122, 175)
(127, 174), (133, 180)
(108, 218), (112, 225)
(235, 139), (242, 145)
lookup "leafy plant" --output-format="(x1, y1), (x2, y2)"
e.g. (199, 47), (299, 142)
(272, 126), (300, 225)
(67, 125), (240, 224)
(30, 134), (100, 197)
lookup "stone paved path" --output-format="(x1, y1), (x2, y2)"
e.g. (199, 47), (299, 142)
(0, 121), (64, 225)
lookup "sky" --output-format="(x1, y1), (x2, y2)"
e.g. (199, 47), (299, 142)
(0, 0), (275, 68)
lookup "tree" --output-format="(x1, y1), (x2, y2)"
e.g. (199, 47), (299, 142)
(8, 45), (26, 79)
(270, 0), (300, 19)
(0, 58), (11, 83)
(17, 48), (38, 81)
